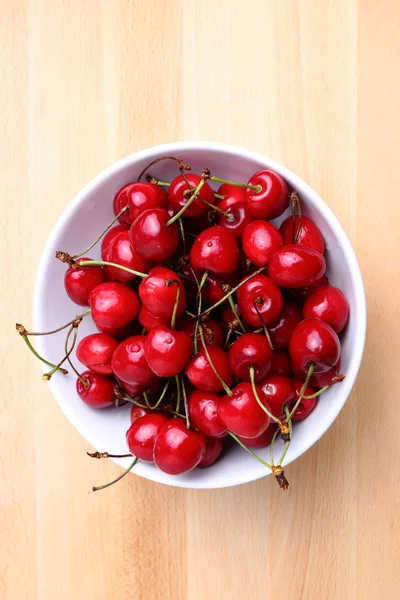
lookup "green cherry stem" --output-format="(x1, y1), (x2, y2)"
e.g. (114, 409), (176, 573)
(171, 284), (181, 330)
(63, 324), (88, 387)
(277, 407), (293, 466)
(178, 217), (186, 256)
(286, 363), (315, 421)
(19, 334), (68, 375)
(269, 426), (281, 467)
(71, 206), (129, 260)
(167, 178), (207, 225)
(142, 390), (151, 409)
(181, 378), (190, 429)
(150, 378), (171, 409)
(249, 366), (280, 423)
(208, 175), (262, 193)
(303, 386), (330, 399)
(228, 432), (272, 470)
(16, 310), (90, 337)
(43, 325), (79, 381)
(70, 260), (148, 279)
(87, 451), (132, 459)
(92, 456), (139, 492)
(290, 191), (303, 244)
(193, 270), (208, 355)
(227, 295), (246, 333)
(175, 375), (181, 413)
(198, 325), (233, 396)
(253, 303), (274, 350)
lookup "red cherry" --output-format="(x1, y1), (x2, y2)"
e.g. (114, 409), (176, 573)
(101, 224), (129, 260)
(216, 183), (245, 210)
(76, 333), (119, 375)
(139, 267), (186, 319)
(270, 350), (291, 377)
(187, 390), (226, 438)
(113, 182), (168, 225)
(126, 413), (170, 462)
(65, 258), (105, 306)
(242, 220), (283, 267)
(130, 208), (179, 262)
(269, 244), (326, 289)
(186, 346), (233, 393)
(189, 226), (240, 276)
(303, 285), (349, 333)
(218, 203), (252, 240)
(76, 371), (115, 408)
(280, 216), (325, 255)
(287, 379), (317, 420)
(198, 437), (224, 467)
(289, 318), (341, 375)
(138, 304), (170, 332)
(201, 272), (239, 306)
(292, 358), (342, 387)
(260, 375), (295, 419)
(228, 333), (272, 382)
(168, 173), (215, 217)
(130, 404), (151, 423)
(236, 274), (283, 327)
(244, 170), (289, 219)
(89, 282), (140, 332)
(95, 320), (140, 341)
(153, 418), (206, 475)
(111, 335), (156, 385)
(180, 316), (224, 347)
(237, 424), (277, 448)
(119, 380), (146, 396)
(218, 382), (271, 439)
(120, 378), (161, 398)
(268, 299), (303, 349)
(107, 231), (150, 283)
(145, 326), (192, 377)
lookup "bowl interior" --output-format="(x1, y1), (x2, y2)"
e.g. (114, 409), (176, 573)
(34, 142), (366, 489)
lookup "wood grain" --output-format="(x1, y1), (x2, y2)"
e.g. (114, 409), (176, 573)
(1, 1), (399, 599)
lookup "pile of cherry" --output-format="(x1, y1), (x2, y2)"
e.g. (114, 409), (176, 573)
(17, 157), (349, 491)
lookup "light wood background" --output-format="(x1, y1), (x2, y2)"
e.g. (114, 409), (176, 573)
(1, 1), (399, 599)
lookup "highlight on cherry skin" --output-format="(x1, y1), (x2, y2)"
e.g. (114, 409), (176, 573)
(18, 155), (350, 492)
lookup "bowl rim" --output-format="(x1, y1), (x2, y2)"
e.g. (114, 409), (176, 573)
(33, 141), (367, 489)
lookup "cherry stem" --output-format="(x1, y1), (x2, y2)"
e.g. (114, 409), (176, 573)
(146, 175), (171, 187)
(167, 178), (207, 225)
(248, 367), (280, 423)
(198, 325), (233, 396)
(181, 378), (190, 429)
(142, 390), (151, 409)
(137, 156), (191, 182)
(19, 334), (68, 375)
(286, 363), (315, 421)
(150, 378), (171, 409)
(224, 327), (233, 349)
(270, 426), (280, 466)
(171, 284), (181, 330)
(181, 190), (231, 218)
(92, 456), (139, 492)
(178, 217), (186, 256)
(87, 451), (132, 459)
(74, 260), (148, 279)
(228, 296), (246, 333)
(43, 324), (79, 381)
(182, 188), (225, 202)
(199, 267), (267, 317)
(209, 175), (262, 193)
(175, 375), (181, 413)
(193, 270), (208, 354)
(253, 303), (274, 350)
(291, 191), (302, 244)
(16, 310), (90, 337)
(71, 207), (129, 259)
(63, 324), (88, 387)
(303, 386), (329, 399)
(277, 406), (293, 466)
(228, 432), (272, 470)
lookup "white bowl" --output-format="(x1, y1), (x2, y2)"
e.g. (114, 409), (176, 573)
(34, 142), (366, 489)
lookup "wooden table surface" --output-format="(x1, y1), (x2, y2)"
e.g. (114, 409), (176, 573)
(2, 1), (400, 599)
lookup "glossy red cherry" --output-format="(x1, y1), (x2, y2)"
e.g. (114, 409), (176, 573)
(303, 285), (349, 333)
(218, 382), (271, 439)
(280, 216), (325, 255)
(101, 224), (129, 260)
(180, 317), (224, 347)
(218, 203), (252, 240)
(130, 208), (179, 262)
(270, 350), (291, 377)
(65, 258), (105, 306)
(216, 183), (245, 210)
(153, 418), (206, 475)
(236, 274), (283, 327)
(111, 335), (156, 385)
(113, 182), (168, 225)
(126, 413), (170, 461)
(242, 220), (283, 267)
(268, 299), (303, 349)
(201, 272), (239, 306)
(289, 318), (341, 375)
(269, 244), (326, 288)
(138, 304), (170, 332)
(168, 173), (215, 217)
(107, 230), (150, 282)
(139, 267), (186, 319)
(188, 390), (226, 438)
(120, 378), (161, 398)
(189, 226), (240, 276)
(76, 370), (116, 408)
(228, 333), (272, 382)
(186, 346), (233, 393)
(95, 320), (140, 341)
(260, 375), (295, 419)
(145, 326), (192, 377)
(76, 333), (119, 375)
(292, 358), (342, 387)
(130, 404), (152, 423)
(198, 437), (224, 467)
(89, 282), (140, 332)
(288, 379), (317, 420)
(237, 424), (277, 448)
(244, 170), (289, 220)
